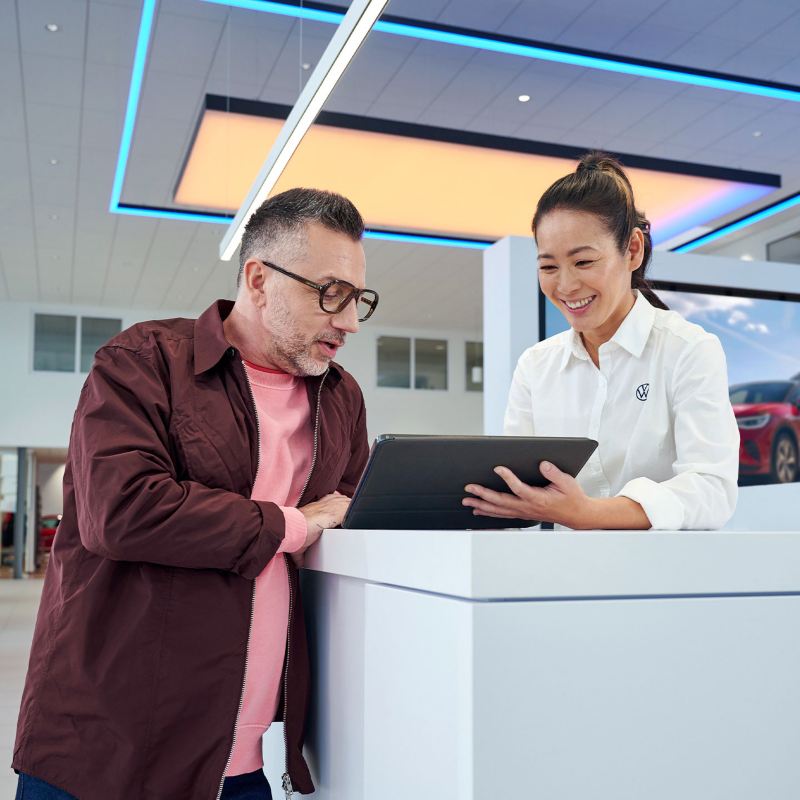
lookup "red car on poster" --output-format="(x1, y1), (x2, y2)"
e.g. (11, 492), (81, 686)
(730, 380), (800, 484)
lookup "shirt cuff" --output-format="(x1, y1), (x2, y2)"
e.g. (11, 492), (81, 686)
(616, 477), (685, 530)
(277, 507), (307, 554)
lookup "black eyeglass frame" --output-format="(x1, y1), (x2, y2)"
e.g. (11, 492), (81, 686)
(259, 260), (379, 322)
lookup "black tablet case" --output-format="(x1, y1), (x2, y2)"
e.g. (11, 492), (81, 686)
(342, 434), (598, 530)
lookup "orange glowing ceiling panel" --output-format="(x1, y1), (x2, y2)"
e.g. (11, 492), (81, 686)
(174, 106), (776, 245)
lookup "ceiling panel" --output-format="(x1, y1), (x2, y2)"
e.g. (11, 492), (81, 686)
(0, 0), (19, 54)
(37, 250), (74, 303)
(711, 2), (797, 44)
(434, 0), (524, 31)
(611, 24), (695, 62)
(204, 12), (296, 100)
(20, 53), (84, 110)
(26, 102), (82, 149)
(86, 0), (144, 67)
(17, 0), (87, 60)
(72, 227), (118, 304)
(2, 0), (799, 315)
(101, 216), (158, 305)
(132, 222), (200, 307)
(82, 61), (130, 113)
(148, 11), (225, 78)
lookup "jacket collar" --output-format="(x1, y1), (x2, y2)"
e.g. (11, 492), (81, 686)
(558, 290), (655, 371)
(193, 299), (343, 385)
(194, 300), (236, 376)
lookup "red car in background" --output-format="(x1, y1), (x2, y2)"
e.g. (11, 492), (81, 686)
(39, 514), (61, 552)
(730, 380), (800, 484)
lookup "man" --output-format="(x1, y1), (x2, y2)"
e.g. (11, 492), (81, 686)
(13, 189), (377, 800)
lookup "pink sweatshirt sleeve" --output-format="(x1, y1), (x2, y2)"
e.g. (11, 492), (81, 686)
(277, 507), (307, 553)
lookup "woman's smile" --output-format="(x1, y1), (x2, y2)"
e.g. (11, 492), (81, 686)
(561, 294), (597, 315)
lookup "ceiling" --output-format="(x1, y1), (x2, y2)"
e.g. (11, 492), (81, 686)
(2, 0), (799, 331)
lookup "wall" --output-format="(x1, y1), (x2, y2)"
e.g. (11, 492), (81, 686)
(334, 325), (483, 442)
(0, 300), (483, 450)
(0, 451), (17, 512)
(0, 301), (190, 449)
(38, 463), (66, 517)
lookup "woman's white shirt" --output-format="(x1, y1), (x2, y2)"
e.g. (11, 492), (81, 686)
(503, 291), (740, 529)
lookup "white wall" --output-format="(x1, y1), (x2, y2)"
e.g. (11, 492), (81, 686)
(0, 451), (17, 512)
(0, 301), (191, 449)
(334, 325), (483, 442)
(38, 463), (66, 517)
(0, 300), (483, 450)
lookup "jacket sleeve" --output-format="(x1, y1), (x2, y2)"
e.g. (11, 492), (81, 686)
(71, 345), (286, 578)
(618, 336), (740, 530)
(335, 384), (369, 497)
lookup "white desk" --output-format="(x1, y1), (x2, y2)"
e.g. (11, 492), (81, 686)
(290, 528), (800, 800)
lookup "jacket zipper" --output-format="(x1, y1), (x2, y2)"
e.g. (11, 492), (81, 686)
(281, 369), (327, 799)
(215, 361), (262, 800)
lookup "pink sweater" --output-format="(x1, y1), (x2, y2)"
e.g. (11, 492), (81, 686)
(225, 361), (311, 777)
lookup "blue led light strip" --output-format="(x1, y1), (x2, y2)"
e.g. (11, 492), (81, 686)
(109, 0), (157, 212)
(198, 0), (800, 103)
(373, 20), (800, 102)
(364, 230), (490, 249)
(672, 192), (800, 252)
(111, 0), (796, 253)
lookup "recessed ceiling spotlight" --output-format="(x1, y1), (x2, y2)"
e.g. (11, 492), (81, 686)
(49, 158), (58, 165)
(518, 94), (531, 103)
(49, 214), (59, 220)
(752, 130), (763, 138)
(302, 62), (312, 71)
(45, 23), (60, 32)
(740, 253), (754, 261)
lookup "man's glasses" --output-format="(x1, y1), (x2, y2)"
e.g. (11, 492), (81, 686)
(260, 261), (379, 322)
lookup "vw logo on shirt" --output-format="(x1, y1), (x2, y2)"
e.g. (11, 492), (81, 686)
(636, 383), (650, 401)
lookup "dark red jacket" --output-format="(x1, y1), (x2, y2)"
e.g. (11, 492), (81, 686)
(13, 300), (369, 799)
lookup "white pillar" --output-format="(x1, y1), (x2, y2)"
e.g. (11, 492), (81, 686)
(482, 236), (539, 435)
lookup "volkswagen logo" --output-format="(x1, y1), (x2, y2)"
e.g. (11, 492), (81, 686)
(636, 383), (650, 401)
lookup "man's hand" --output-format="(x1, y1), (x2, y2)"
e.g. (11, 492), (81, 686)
(292, 492), (350, 566)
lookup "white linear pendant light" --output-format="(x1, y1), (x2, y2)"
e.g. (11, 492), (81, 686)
(219, 0), (389, 261)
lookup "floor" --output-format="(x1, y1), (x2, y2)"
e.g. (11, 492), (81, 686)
(0, 577), (43, 798)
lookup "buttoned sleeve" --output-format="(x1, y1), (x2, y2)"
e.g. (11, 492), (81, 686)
(504, 350), (535, 436)
(617, 335), (739, 530)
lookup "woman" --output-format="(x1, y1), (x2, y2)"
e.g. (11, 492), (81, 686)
(463, 153), (739, 530)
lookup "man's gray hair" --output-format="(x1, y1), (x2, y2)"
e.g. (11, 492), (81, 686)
(238, 188), (365, 286)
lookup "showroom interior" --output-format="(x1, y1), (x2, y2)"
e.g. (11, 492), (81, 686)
(2, 0), (800, 797)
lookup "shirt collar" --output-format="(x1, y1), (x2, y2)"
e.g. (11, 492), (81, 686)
(557, 290), (655, 371)
(610, 290), (655, 358)
(193, 299), (344, 384)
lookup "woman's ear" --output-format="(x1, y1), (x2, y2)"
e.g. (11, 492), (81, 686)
(627, 228), (645, 273)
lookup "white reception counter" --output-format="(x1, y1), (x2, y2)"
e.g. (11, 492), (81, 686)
(289, 528), (800, 800)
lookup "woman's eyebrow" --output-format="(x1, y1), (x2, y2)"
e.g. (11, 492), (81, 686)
(537, 245), (597, 260)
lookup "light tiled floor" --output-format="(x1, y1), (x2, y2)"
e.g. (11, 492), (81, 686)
(1, 578), (43, 798)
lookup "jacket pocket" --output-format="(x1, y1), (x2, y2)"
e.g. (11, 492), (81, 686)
(172, 415), (237, 490)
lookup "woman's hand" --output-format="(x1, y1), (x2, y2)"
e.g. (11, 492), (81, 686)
(463, 461), (592, 529)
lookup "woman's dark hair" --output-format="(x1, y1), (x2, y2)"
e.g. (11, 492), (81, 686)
(532, 152), (668, 310)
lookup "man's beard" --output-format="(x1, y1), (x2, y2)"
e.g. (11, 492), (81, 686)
(266, 291), (339, 377)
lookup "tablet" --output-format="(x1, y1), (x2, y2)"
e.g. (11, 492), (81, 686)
(341, 434), (598, 530)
